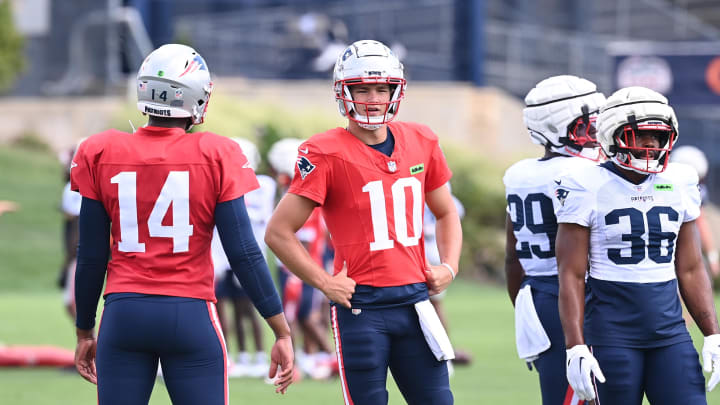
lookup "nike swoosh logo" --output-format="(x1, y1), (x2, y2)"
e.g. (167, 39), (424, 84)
(70, 161), (78, 169)
(299, 147), (308, 154)
(554, 179), (561, 185)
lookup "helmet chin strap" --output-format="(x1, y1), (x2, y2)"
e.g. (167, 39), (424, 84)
(358, 122), (383, 130)
(615, 152), (662, 174)
(352, 110), (389, 130)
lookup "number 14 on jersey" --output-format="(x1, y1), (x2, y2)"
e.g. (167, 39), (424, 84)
(111, 171), (193, 253)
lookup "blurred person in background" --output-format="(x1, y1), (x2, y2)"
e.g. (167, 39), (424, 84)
(555, 87), (720, 403)
(504, 75), (605, 405)
(423, 183), (471, 373)
(267, 138), (336, 380)
(210, 137), (276, 378)
(71, 44), (293, 404)
(670, 145), (719, 279)
(265, 39), (462, 405)
(0, 200), (18, 216)
(59, 155), (82, 321)
(58, 138), (89, 322)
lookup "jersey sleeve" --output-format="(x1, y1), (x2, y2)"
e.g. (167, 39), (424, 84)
(287, 141), (330, 205)
(69, 137), (100, 200)
(425, 140), (452, 192)
(553, 173), (595, 227)
(216, 139), (260, 203)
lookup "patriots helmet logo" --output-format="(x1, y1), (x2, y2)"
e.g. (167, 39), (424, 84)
(555, 188), (569, 206)
(297, 156), (316, 179)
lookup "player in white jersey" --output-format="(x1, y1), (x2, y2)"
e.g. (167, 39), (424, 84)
(670, 145), (720, 279)
(555, 86), (720, 404)
(210, 138), (277, 378)
(504, 75), (605, 405)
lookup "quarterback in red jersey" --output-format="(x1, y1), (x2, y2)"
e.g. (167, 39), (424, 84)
(266, 40), (462, 405)
(71, 44), (293, 404)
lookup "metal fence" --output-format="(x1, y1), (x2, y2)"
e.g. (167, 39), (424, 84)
(175, 0), (457, 80)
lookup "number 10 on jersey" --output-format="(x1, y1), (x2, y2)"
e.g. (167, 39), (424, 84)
(363, 177), (423, 251)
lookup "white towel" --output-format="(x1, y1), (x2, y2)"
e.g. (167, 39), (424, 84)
(514, 285), (551, 362)
(414, 299), (455, 361)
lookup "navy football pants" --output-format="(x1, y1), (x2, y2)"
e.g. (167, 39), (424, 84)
(330, 304), (453, 405)
(530, 288), (583, 405)
(591, 341), (706, 404)
(96, 294), (227, 405)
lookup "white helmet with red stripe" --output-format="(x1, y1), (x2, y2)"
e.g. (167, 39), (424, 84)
(670, 145), (708, 179)
(523, 75), (606, 161)
(268, 138), (304, 178)
(231, 138), (260, 171)
(598, 86), (678, 174)
(137, 44), (213, 128)
(333, 40), (406, 130)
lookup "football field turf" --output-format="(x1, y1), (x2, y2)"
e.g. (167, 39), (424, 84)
(2, 283), (719, 404)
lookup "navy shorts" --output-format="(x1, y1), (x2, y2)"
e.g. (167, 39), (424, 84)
(330, 304), (453, 405)
(96, 294), (228, 405)
(591, 341), (706, 404)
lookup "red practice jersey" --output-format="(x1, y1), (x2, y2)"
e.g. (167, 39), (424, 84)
(288, 121), (452, 287)
(70, 126), (259, 301)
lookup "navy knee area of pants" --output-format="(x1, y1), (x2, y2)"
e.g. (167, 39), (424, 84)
(97, 294), (226, 405)
(332, 304), (452, 405)
(592, 342), (706, 405)
(530, 289), (572, 405)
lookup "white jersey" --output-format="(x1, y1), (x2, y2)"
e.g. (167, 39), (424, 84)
(503, 156), (596, 276)
(211, 174), (277, 275)
(554, 162), (700, 283)
(61, 181), (82, 217)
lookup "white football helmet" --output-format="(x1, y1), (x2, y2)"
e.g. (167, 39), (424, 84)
(333, 40), (406, 130)
(598, 87), (678, 174)
(137, 44), (213, 129)
(231, 138), (260, 171)
(268, 138), (304, 178)
(523, 75), (606, 161)
(670, 145), (708, 179)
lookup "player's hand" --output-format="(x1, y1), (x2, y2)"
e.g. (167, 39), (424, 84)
(702, 334), (720, 391)
(566, 344), (605, 400)
(268, 336), (294, 394)
(322, 263), (356, 308)
(425, 263), (455, 296)
(74, 328), (97, 385)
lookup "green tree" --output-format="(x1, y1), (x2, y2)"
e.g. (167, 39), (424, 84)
(0, 1), (24, 92)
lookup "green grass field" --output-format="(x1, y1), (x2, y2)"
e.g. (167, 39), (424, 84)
(1, 144), (720, 404)
(2, 285), (720, 404)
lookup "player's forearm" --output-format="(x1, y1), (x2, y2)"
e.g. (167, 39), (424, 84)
(556, 223), (590, 347)
(558, 271), (586, 347)
(433, 212), (462, 271)
(679, 262), (720, 336)
(505, 256), (525, 306)
(264, 313), (292, 339)
(216, 198), (283, 318)
(265, 228), (331, 290)
(75, 197), (111, 330)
